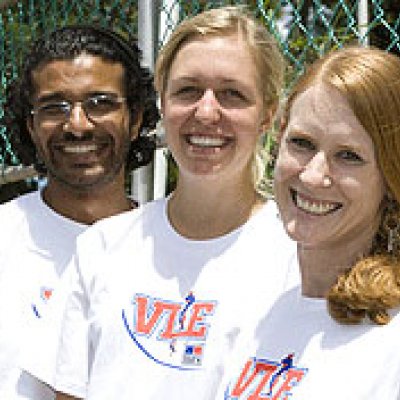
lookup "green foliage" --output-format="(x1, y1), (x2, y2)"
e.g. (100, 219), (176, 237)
(0, 0), (139, 168)
(0, 0), (399, 196)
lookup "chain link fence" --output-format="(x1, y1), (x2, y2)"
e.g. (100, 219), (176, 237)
(0, 0), (399, 194)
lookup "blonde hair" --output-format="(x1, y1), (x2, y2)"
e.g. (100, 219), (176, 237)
(155, 6), (285, 193)
(283, 47), (400, 324)
(155, 6), (284, 111)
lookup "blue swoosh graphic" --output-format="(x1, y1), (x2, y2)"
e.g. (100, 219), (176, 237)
(32, 304), (41, 319)
(122, 309), (198, 371)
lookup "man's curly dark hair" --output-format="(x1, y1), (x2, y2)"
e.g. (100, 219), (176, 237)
(4, 25), (160, 174)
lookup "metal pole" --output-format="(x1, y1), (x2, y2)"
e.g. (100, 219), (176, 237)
(153, 0), (180, 200)
(153, 122), (168, 200)
(358, 0), (369, 46)
(132, 0), (157, 204)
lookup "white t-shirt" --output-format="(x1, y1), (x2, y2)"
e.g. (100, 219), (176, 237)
(220, 257), (400, 400)
(0, 191), (86, 399)
(49, 198), (296, 399)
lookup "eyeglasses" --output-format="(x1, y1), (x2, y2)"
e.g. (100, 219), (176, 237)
(31, 94), (127, 124)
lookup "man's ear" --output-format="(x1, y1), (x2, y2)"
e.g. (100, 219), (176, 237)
(26, 114), (35, 138)
(130, 110), (143, 141)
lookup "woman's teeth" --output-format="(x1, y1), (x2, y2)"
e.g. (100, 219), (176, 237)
(294, 191), (341, 215)
(187, 135), (226, 148)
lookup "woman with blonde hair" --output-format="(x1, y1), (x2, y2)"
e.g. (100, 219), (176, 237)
(26, 6), (295, 400)
(223, 47), (400, 399)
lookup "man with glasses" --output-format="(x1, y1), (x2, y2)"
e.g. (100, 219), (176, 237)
(0, 25), (159, 398)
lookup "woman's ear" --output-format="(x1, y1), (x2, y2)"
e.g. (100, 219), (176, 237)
(276, 116), (287, 143)
(260, 105), (277, 135)
(160, 95), (165, 118)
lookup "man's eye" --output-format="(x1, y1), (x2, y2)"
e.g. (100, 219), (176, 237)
(287, 137), (315, 151)
(89, 96), (118, 111)
(40, 103), (69, 115)
(336, 150), (364, 163)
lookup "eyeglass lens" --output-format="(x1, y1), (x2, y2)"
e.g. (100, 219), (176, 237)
(33, 94), (125, 123)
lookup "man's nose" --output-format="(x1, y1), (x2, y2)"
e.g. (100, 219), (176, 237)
(63, 102), (94, 134)
(194, 89), (221, 124)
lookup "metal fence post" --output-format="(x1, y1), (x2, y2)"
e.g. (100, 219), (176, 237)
(152, 0), (180, 200)
(132, 0), (157, 204)
(358, 0), (369, 46)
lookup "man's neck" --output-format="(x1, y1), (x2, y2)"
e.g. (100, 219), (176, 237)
(42, 177), (134, 225)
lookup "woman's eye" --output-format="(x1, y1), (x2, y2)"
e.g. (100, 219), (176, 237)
(216, 89), (248, 107)
(221, 89), (245, 99)
(287, 137), (315, 151)
(174, 86), (201, 98)
(337, 150), (364, 163)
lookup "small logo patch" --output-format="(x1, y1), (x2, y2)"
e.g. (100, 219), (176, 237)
(40, 287), (53, 302)
(31, 286), (54, 319)
(182, 343), (204, 366)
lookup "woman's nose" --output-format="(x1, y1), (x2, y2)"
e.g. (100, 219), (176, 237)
(194, 89), (221, 124)
(299, 151), (331, 187)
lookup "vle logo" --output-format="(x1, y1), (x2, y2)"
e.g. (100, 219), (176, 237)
(122, 293), (216, 370)
(225, 354), (307, 399)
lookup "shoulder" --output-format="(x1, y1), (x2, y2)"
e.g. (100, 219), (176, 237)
(251, 200), (289, 235)
(74, 198), (167, 289)
(0, 190), (39, 216)
(248, 199), (297, 253)
(258, 199), (280, 221)
(77, 197), (166, 253)
(0, 191), (40, 239)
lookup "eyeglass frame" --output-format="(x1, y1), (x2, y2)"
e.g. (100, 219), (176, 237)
(30, 93), (128, 125)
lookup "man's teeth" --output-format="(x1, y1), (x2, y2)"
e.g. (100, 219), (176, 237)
(295, 192), (339, 215)
(188, 135), (225, 147)
(63, 144), (98, 154)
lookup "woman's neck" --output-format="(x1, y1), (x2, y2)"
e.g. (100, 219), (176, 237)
(298, 230), (377, 298)
(167, 177), (265, 240)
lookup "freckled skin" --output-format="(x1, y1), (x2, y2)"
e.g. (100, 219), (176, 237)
(274, 84), (385, 250)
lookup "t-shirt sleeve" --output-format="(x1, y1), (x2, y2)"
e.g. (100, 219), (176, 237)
(19, 248), (89, 398)
(53, 252), (90, 399)
(18, 253), (80, 396)
(53, 210), (141, 397)
(53, 225), (106, 398)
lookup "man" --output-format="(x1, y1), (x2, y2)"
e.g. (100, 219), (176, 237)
(0, 25), (159, 398)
